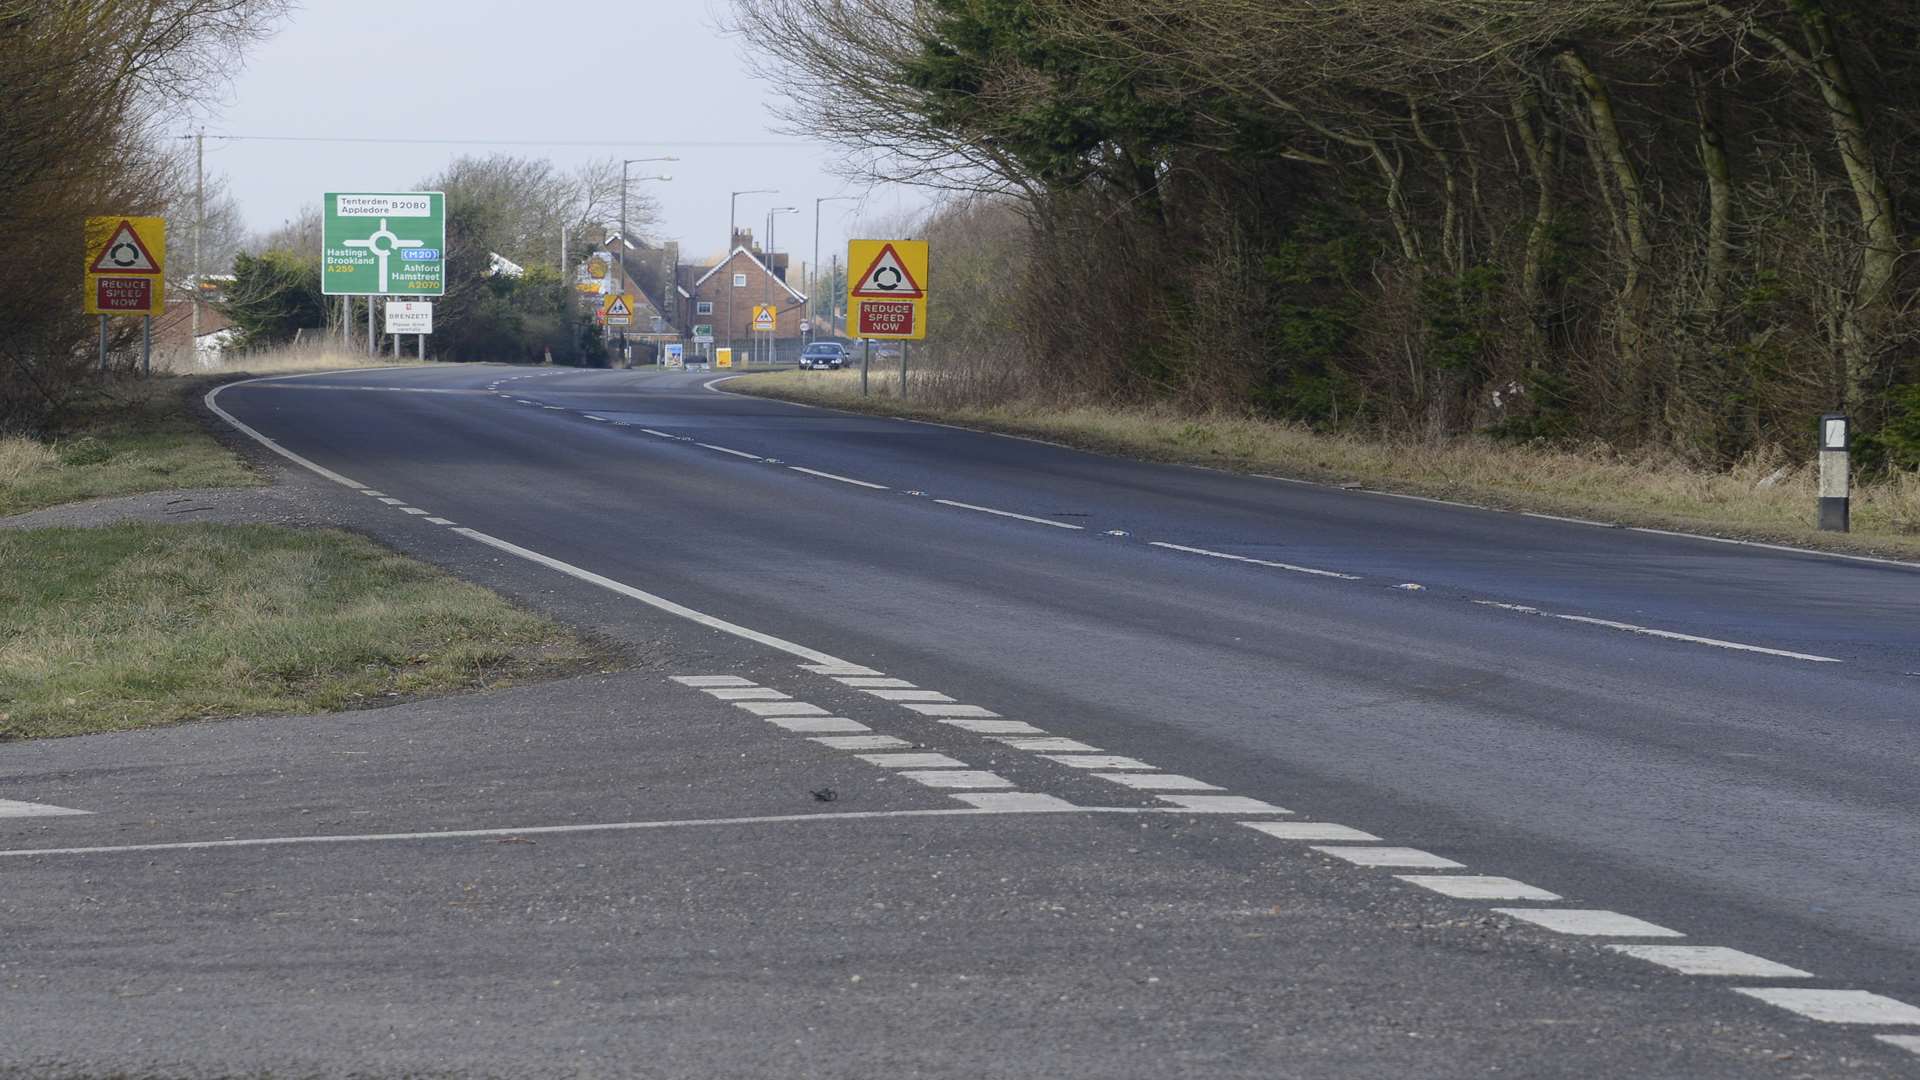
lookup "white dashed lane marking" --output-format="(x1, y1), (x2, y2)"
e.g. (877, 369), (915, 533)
(834, 677), (916, 688)
(697, 443), (763, 460)
(672, 676), (755, 687)
(1040, 754), (1153, 771)
(859, 689), (954, 702)
(1094, 773), (1222, 791)
(1160, 795), (1291, 814)
(1473, 601), (1842, 664)
(901, 770), (1015, 790)
(425, 518), (456, 526)
(1878, 1035), (1920, 1056)
(810, 735), (912, 750)
(766, 717), (869, 734)
(856, 753), (969, 769)
(1148, 541), (1361, 581)
(933, 498), (1084, 530)
(0, 799), (89, 819)
(1606, 946), (1812, 978)
(942, 719), (1046, 735)
(789, 467), (889, 490)
(1733, 989), (1920, 1026)
(953, 793), (1079, 812)
(1397, 875), (1561, 901)
(733, 701), (829, 717)
(1313, 846), (1462, 868)
(1242, 821), (1380, 842)
(991, 737), (1102, 752)
(703, 688), (789, 701)
(1494, 909), (1684, 938)
(903, 703), (999, 718)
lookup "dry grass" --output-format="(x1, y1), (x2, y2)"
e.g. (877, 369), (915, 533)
(153, 340), (422, 376)
(0, 523), (608, 740)
(735, 368), (1920, 559)
(0, 377), (260, 516)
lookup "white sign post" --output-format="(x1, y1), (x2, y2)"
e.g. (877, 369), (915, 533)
(385, 301), (433, 335)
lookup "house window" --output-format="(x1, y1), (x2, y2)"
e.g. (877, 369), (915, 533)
(696, 301), (714, 315)
(732, 273), (747, 288)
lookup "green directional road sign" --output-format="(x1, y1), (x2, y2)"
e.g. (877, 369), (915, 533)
(322, 192), (445, 296)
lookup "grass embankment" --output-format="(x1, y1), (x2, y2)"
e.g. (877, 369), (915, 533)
(0, 378), (260, 517)
(735, 368), (1920, 560)
(0, 523), (601, 740)
(1, 352), (419, 518)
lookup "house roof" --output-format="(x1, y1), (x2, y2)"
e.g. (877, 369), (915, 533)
(692, 246), (807, 303)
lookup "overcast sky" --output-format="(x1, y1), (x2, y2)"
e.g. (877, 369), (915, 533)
(202, 0), (924, 272)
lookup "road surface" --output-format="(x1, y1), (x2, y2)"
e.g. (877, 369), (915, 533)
(3, 362), (1917, 1078)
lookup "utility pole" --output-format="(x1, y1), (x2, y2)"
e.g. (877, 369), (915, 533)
(617, 163), (673, 366)
(729, 188), (777, 364)
(192, 128), (204, 363)
(813, 196), (855, 343)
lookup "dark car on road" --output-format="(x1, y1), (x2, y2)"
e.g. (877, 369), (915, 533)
(798, 342), (848, 370)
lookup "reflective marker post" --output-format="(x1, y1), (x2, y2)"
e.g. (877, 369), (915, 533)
(1819, 412), (1850, 532)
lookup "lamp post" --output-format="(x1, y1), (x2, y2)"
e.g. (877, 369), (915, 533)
(813, 196), (856, 343)
(616, 158), (676, 366)
(728, 189), (778, 362)
(764, 206), (797, 365)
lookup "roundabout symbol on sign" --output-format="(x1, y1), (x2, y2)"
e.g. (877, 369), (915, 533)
(343, 218), (425, 293)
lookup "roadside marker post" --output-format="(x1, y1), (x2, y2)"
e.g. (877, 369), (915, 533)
(1819, 413), (1850, 532)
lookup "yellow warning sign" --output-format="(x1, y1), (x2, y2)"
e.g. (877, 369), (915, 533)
(85, 216), (166, 316)
(716, 347), (734, 369)
(846, 238), (926, 341)
(751, 304), (776, 333)
(600, 292), (635, 327)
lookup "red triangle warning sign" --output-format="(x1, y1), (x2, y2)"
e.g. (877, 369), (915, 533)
(606, 296), (632, 318)
(851, 243), (924, 299)
(89, 219), (162, 274)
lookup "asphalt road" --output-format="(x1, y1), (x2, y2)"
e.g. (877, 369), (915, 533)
(3, 361), (1918, 1078)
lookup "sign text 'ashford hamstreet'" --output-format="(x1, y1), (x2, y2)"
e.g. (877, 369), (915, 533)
(847, 239), (927, 340)
(85, 216), (166, 316)
(323, 193), (445, 296)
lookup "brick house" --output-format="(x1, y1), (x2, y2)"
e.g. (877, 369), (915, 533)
(687, 229), (809, 359)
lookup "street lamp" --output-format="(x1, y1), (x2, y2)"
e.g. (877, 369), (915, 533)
(764, 206), (798, 365)
(728, 189), (778, 360)
(813, 196), (857, 342)
(614, 159), (675, 368)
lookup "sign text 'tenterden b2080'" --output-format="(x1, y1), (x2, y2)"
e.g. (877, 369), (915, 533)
(847, 239), (927, 341)
(323, 192), (445, 296)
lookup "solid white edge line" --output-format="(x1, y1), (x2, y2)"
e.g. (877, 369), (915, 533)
(0, 806), (1189, 859)
(789, 467), (888, 490)
(933, 498), (1083, 530)
(451, 527), (856, 667)
(697, 442), (764, 461)
(1148, 541), (1360, 581)
(1472, 601), (1842, 664)
(209, 373), (873, 671)
(204, 376), (369, 489)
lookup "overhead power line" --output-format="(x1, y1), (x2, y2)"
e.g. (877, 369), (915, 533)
(198, 134), (813, 149)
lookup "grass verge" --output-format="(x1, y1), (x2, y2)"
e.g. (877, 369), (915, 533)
(732, 368), (1920, 560)
(0, 523), (608, 740)
(1, 377), (260, 517)
(2, 350), (422, 518)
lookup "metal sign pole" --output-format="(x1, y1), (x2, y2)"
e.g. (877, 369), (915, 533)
(900, 340), (907, 399)
(862, 338), (870, 396)
(143, 315), (152, 376)
(367, 296), (375, 357)
(98, 315), (108, 374)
